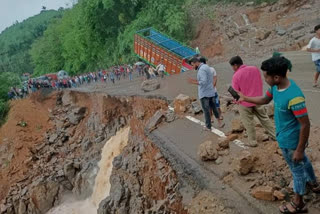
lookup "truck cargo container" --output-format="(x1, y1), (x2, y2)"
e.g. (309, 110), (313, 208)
(134, 28), (197, 75)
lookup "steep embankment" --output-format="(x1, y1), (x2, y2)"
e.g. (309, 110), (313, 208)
(190, 0), (319, 62)
(0, 90), (200, 214)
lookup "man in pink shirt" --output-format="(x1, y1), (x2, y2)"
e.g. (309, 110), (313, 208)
(230, 56), (275, 147)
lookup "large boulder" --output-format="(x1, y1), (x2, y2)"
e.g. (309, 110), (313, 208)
(145, 110), (164, 133)
(64, 162), (76, 184)
(174, 94), (192, 114)
(218, 138), (230, 149)
(198, 141), (218, 161)
(235, 151), (257, 175)
(68, 107), (87, 125)
(231, 119), (245, 132)
(29, 181), (60, 214)
(61, 91), (75, 106)
(141, 79), (160, 92)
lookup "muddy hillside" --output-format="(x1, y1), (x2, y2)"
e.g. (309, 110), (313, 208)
(190, 0), (320, 62)
(0, 90), (225, 214)
(1, 87), (320, 214)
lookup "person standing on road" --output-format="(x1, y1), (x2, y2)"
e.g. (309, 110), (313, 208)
(199, 57), (224, 122)
(307, 24), (320, 87)
(127, 66), (133, 81)
(109, 71), (115, 84)
(156, 59), (165, 78)
(239, 56), (320, 214)
(188, 57), (221, 130)
(143, 64), (151, 80)
(230, 56), (275, 147)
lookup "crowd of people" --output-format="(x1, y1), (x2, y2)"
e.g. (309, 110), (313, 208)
(8, 60), (169, 100)
(187, 24), (320, 214)
(7, 64), (148, 100)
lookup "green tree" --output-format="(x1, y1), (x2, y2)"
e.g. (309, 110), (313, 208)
(0, 72), (21, 101)
(0, 10), (64, 75)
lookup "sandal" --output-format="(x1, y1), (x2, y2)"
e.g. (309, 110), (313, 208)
(279, 201), (308, 213)
(307, 182), (320, 193)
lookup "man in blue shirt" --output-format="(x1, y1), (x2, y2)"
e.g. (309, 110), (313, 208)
(239, 57), (319, 213)
(188, 57), (222, 130)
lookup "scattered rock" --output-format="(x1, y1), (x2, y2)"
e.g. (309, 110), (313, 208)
(289, 25), (304, 32)
(165, 111), (176, 123)
(251, 186), (274, 201)
(275, 27), (287, 36)
(218, 138), (230, 149)
(215, 157), (223, 165)
(231, 119), (245, 132)
(29, 181), (60, 213)
(48, 134), (58, 144)
(257, 133), (269, 142)
(236, 151), (257, 175)
(227, 134), (239, 141)
(134, 108), (145, 120)
(64, 162), (76, 183)
(256, 30), (271, 41)
(173, 94), (191, 114)
(145, 110), (164, 133)
(301, 4), (312, 9)
(68, 107), (86, 125)
(141, 79), (160, 92)
(239, 26), (249, 34)
(82, 140), (93, 151)
(198, 141), (218, 161)
(246, 1), (254, 6)
(273, 190), (285, 200)
(260, 2), (268, 7)
(61, 91), (75, 106)
(113, 156), (123, 170)
(191, 101), (202, 114)
(95, 136), (105, 144)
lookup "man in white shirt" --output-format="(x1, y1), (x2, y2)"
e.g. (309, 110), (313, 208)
(156, 59), (165, 78)
(307, 24), (320, 87)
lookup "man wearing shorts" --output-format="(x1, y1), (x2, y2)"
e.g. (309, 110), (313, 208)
(307, 24), (320, 87)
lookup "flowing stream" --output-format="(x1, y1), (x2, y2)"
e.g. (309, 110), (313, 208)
(47, 127), (130, 214)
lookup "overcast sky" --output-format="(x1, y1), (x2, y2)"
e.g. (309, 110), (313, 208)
(0, 0), (75, 33)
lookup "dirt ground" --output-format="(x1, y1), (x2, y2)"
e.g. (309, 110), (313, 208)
(0, 92), (56, 201)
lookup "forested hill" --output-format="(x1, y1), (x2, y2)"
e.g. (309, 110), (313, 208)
(30, 0), (189, 76)
(0, 9), (64, 75)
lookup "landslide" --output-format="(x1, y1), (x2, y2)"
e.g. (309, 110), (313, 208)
(190, 0), (319, 62)
(1, 89), (204, 214)
(0, 91), (56, 201)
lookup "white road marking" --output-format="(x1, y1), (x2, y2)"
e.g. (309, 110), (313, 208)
(185, 115), (247, 149)
(185, 116), (226, 138)
(302, 89), (320, 93)
(233, 139), (247, 149)
(168, 106), (247, 149)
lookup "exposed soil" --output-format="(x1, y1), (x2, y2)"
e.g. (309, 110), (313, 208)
(0, 92), (56, 201)
(190, 0), (319, 63)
